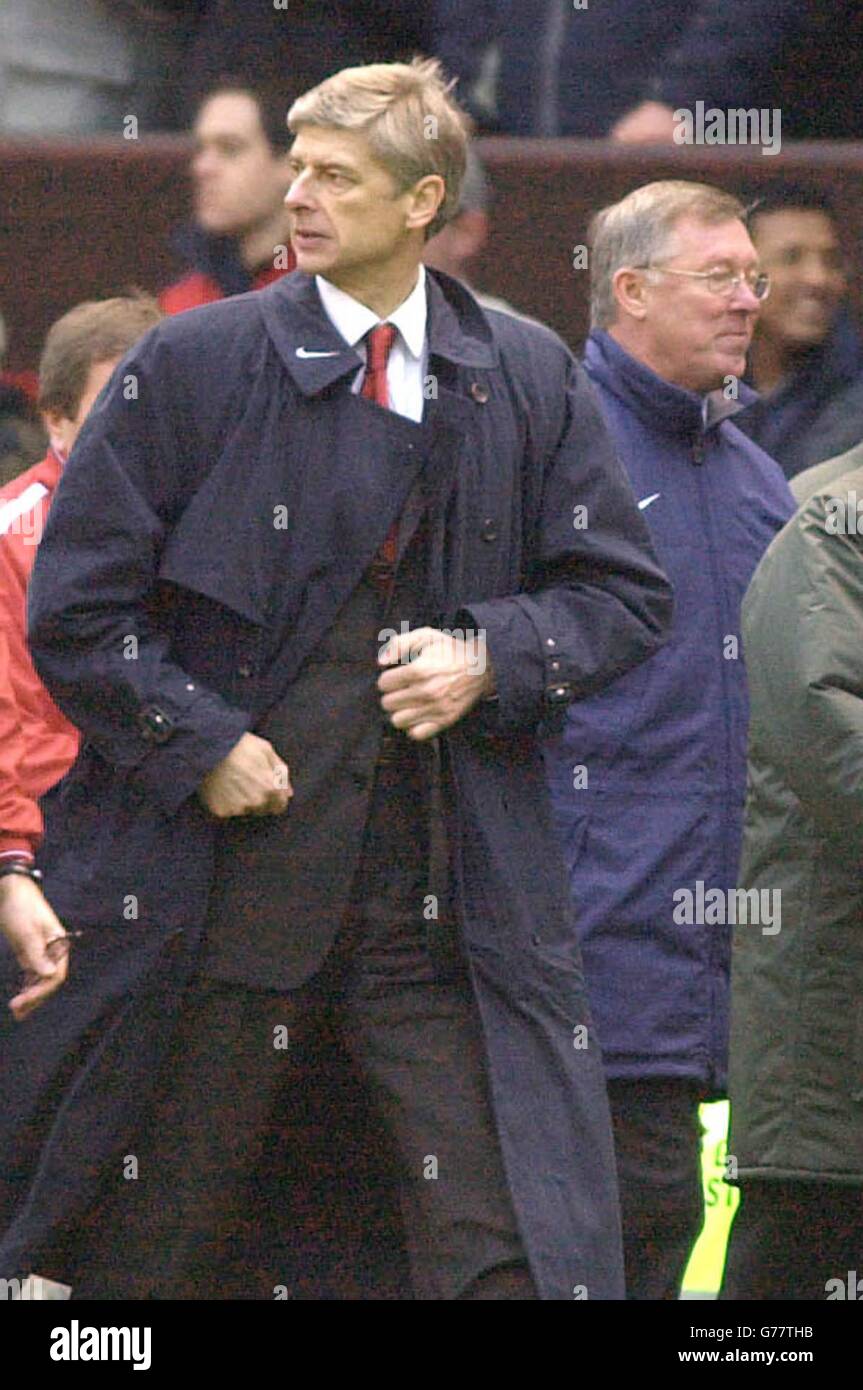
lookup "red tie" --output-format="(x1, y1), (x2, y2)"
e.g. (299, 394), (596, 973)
(362, 323), (399, 587)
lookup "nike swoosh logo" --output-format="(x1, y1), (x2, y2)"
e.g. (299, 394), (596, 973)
(637, 492), (661, 510)
(296, 347), (341, 358)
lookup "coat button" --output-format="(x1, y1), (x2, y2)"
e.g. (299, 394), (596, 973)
(136, 704), (174, 743)
(546, 683), (572, 703)
(470, 381), (489, 403)
(480, 517), (498, 542)
(546, 637), (556, 648)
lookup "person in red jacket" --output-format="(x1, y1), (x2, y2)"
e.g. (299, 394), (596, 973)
(159, 78), (297, 314)
(0, 295), (162, 1019)
(0, 306), (45, 488)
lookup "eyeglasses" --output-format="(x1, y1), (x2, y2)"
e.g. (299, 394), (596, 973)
(640, 265), (771, 300)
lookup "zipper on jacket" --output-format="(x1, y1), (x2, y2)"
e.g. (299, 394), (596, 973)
(692, 436), (732, 1091)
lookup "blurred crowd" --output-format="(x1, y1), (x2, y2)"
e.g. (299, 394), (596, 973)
(4, 73), (863, 492)
(1, 0), (861, 140)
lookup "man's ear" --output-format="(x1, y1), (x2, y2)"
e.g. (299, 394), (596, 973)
(405, 174), (446, 234)
(612, 267), (650, 321)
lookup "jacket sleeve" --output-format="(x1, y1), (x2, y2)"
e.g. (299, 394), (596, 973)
(743, 497), (863, 843)
(0, 625), (41, 860)
(0, 520), (47, 857)
(455, 360), (673, 736)
(27, 331), (252, 819)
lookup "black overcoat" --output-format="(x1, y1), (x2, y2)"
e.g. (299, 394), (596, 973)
(10, 270), (671, 1299)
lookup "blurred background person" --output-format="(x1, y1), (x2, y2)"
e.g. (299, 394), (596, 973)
(0, 295), (161, 1022)
(0, 309), (44, 488)
(423, 148), (523, 316)
(180, 1), (430, 127)
(0, 3), (432, 137)
(0, 0), (196, 135)
(435, 0), (685, 136)
(159, 79), (297, 314)
(736, 185), (863, 480)
(437, 0), (863, 143)
(612, 0), (863, 143)
(543, 181), (795, 1298)
(722, 458), (863, 1299)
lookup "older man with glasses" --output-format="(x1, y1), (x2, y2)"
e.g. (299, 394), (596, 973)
(544, 180), (796, 1299)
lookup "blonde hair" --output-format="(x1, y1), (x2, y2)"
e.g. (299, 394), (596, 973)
(287, 58), (470, 238)
(589, 180), (748, 329)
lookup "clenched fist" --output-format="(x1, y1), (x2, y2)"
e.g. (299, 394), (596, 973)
(198, 732), (292, 819)
(1, 873), (70, 1021)
(377, 626), (496, 740)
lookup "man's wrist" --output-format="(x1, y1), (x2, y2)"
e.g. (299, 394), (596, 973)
(0, 857), (43, 886)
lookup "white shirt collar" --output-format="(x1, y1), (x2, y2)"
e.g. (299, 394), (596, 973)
(315, 264), (427, 360)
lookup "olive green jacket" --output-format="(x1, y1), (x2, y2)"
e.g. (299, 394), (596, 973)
(728, 462), (863, 1183)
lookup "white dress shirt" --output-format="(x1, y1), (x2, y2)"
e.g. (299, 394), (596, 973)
(315, 266), (428, 424)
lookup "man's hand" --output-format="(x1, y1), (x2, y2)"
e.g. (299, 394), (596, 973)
(609, 101), (678, 144)
(1, 874), (70, 1022)
(198, 732), (293, 819)
(377, 626), (495, 741)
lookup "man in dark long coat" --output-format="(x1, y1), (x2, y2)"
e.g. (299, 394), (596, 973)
(0, 59), (671, 1300)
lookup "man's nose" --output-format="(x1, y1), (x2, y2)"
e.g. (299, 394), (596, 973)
(192, 150), (217, 182)
(285, 172), (314, 209)
(729, 279), (762, 312)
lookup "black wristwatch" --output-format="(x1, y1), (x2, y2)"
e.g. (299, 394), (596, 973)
(0, 860), (43, 885)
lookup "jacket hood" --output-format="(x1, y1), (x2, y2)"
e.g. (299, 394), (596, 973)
(585, 329), (758, 439)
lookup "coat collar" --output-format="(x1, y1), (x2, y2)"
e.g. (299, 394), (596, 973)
(585, 329), (757, 438)
(258, 267), (499, 395)
(315, 264), (427, 360)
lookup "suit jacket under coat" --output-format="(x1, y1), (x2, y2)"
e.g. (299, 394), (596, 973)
(26, 268), (672, 1299)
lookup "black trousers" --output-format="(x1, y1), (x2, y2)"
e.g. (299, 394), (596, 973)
(72, 740), (535, 1300)
(607, 1078), (705, 1300)
(721, 1180), (863, 1300)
